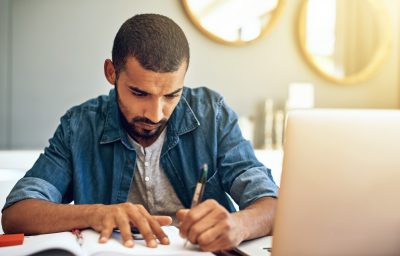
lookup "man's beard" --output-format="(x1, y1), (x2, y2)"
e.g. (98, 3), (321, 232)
(124, 116), (167, 139)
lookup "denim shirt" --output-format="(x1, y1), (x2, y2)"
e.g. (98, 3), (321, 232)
(3, 87), (278, 212)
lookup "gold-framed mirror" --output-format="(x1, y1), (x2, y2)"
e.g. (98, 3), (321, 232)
(298, 0), (392, 84)
(181, 0), (285, 46)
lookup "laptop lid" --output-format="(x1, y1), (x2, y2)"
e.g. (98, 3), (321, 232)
(272, 109), (400, 256)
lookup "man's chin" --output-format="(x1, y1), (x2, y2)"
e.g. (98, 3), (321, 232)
(140, 130), (159, 138)
(132, 127), (162, 139)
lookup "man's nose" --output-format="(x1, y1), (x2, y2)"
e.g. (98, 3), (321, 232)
(145, 98), (164, 124)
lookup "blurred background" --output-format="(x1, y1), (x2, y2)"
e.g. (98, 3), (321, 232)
(0, 0), (399, 149)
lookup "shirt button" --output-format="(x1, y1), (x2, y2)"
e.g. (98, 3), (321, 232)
(144, 162), (149, 167)
(145, 176), (150, 182)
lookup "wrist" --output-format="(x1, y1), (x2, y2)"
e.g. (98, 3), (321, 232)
(82, 204), (102, 228)
(232, 212), (249, 242)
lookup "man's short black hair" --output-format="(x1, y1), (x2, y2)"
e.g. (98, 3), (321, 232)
(112, 13), (190, 78)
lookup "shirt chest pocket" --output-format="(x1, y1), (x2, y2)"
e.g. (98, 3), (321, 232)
(203, 170), (224, 201)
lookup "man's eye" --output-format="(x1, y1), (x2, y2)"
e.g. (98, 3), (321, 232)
(165, 94), (180, 99)
(131, 91), (147, 97)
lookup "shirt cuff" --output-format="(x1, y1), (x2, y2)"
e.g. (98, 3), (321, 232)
(2, 177), (62, 212)
(230, 167), (279, 210)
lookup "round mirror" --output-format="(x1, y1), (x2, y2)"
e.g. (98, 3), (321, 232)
(181, 0), (285, 46)
(298, 0), (392, 84)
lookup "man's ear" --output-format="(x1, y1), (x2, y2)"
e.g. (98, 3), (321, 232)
(104, 59), (116, 86)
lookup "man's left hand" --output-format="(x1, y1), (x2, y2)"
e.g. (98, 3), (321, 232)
(176, 199), (245, 252)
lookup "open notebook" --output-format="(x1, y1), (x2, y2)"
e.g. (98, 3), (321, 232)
(0, 226), (213, 256)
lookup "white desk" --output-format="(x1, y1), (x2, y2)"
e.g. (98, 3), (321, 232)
(0, 168), (26, 234)
(236, 235), (272, 256)
(0, 150), (42, 170)
(0, 150), (42, 234)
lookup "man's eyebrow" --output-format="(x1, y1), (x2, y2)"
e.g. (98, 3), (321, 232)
(128, 86), (150, 95)
(165, 88), (183, 96)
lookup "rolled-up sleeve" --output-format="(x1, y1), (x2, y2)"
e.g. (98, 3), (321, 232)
(216, 98), (278, 210)
(2, 111), (73, 212)
(2, 177), (63, 210)
(230, 167), (278, 209)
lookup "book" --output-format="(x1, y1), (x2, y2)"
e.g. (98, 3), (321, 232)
(0, 226), (213, 256)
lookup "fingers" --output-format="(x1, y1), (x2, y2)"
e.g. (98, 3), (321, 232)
(187, 206), (227, 244)
(178, 199), (242, 252)
(98, 208), (135, 248)
(127, 205), (169, 247)
(176, 209), (189, 222)
(154, 215), (173, 226)
(141, 209), (170, 245)
(147, 220), (170, 245)
(179, 200), (217, 239)
(130, 212), (157, 248)
(200, 231), (234, 252)
(197, 220), (236, 251)
(99, 217), (115, 244)
(115, 215), (134, 248)
(93, 203), (172, 248)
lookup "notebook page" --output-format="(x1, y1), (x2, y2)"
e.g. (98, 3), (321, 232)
(0, 232), (83, 256)
(82, 226), (213, 256)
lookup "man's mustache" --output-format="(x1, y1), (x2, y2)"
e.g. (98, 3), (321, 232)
(132, 117), (167, 125)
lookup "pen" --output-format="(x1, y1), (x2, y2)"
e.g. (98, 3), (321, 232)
(71, 228), (84, 246)
(184, 163), (208, 247)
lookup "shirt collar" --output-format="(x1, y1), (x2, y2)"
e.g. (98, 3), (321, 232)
(100, 88), (200, 145)
(100, 89), (123, 144)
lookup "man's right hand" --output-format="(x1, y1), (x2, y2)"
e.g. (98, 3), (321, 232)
(86, 203), (172, 248)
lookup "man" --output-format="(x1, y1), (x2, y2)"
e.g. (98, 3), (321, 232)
(1, 14), (278, 252)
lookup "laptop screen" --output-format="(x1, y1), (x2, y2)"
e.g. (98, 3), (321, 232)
(272, 109), (400, 256)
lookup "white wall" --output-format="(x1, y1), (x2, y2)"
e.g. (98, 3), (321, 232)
(0, 0), (10, 148)
(0, 0), (399, 149)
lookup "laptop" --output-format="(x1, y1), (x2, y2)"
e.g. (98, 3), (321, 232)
(272, 109), (400, 256)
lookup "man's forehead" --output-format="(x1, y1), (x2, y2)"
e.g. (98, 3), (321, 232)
(120, 58), (186, 94)
(123, 57), (187, 74)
